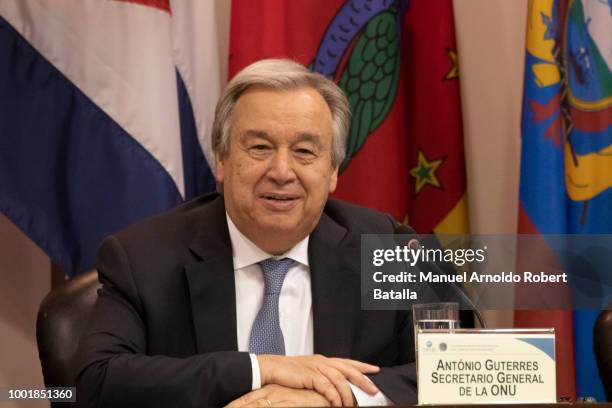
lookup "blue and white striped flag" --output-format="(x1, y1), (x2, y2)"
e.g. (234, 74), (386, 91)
(0, 0), (228, 276)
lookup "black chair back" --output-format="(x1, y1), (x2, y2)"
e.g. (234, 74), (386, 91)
(594, 309), (612, 402)
(36, 270), (100, 390)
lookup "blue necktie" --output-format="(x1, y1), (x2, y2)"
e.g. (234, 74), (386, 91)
(248, 258), (294, 355)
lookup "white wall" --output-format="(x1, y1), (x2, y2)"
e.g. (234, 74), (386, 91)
(454, 0), (528, 327)
(0, 213), (49, 408)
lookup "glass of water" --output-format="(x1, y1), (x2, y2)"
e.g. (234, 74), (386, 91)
(412, 302), (459, 349)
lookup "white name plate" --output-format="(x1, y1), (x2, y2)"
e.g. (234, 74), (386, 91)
(417, 329), (556, 405)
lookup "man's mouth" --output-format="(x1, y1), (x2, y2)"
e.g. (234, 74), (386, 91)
(259, 193), (300, 210)
(261, 193), (298, 201)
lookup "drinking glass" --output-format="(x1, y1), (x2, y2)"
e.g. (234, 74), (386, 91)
(412, 302), (459, 351)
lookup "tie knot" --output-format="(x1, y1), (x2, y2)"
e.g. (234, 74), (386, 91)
(259, 258), (294, 294)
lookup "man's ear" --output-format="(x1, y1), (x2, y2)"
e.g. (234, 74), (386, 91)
(329, 166), (338, 193)
(215, 151), (225, 184)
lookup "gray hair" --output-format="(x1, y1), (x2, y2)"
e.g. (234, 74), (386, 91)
(211, 58), (350, 168)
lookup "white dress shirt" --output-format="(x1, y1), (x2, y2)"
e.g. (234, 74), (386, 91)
(227, 214), (392, 406)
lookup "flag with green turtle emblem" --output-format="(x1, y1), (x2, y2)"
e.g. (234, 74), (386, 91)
(230, 0), (469, 235)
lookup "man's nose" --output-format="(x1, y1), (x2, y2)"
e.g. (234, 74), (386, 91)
(266, 149), (296, 184)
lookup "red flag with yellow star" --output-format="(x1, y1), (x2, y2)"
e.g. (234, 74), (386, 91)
(230, 0), (467, 231)
(403, 1), (469, 234)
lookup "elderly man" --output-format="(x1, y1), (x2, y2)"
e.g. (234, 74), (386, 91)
(76, 59), (416, 407)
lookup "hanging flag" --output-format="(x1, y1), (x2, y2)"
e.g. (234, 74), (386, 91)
(403, 0), (469, 235)
(0, 0), (222, 276)
(230, 0), (469, 233)
(231, 0), (410, 220)
(517, 0), (611, 400)
(172, 0), (227, 199)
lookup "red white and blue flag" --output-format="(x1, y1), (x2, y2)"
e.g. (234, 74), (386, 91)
(0, 0), (225, 276)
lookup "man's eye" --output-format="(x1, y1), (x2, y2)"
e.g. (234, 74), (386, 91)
(250, 144), (270, 151)
(295, 148), (315, 156)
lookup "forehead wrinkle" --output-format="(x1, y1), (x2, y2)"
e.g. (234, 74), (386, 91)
(240, 129), (325, 149)
(239, 129), (271, 142)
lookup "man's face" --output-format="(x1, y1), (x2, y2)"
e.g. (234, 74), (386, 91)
(215, 85), (338, 254)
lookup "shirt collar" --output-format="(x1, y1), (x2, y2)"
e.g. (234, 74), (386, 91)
(226, 213), (309, 270)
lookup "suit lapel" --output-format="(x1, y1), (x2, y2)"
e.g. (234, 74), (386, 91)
(185, 196), (238, 353)
(310, 213), (361, 358)
(182, 196), (363, 357)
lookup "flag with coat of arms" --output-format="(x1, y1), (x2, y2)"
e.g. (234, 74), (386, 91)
(517, 0), (611, 400)
(230, 0), (469, 234)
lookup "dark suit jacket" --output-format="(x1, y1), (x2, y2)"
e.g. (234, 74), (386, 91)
(75, 193), (417, 407)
